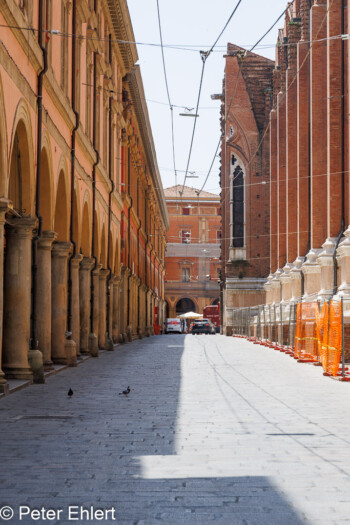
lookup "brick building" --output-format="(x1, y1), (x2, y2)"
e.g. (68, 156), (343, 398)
(164, 186), (220, 318)
(220, 44), (274, 334)
(264, 0), (350, 307)
(0, 0), (168, 393)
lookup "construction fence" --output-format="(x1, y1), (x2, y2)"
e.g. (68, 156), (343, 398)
(230, 298), (350, 381)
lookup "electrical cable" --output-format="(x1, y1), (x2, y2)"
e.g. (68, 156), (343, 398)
(155, 0), (178, 189)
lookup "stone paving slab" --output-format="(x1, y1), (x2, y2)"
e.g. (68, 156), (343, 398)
(1, 335), (350, 523)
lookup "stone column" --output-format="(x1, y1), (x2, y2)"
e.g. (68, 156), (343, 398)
(0, 199), (11, 392)
(317, 238), (337, 301)
(36, 230), (56, 370)
(70, 254), (83, 356)
(112, 276), (120, 343)
(98, 268), (109, 349)
(51, 242), (72, 365)
(79, 257), (94, 354)
(88, 263), (101, 356)
(302, 249), (322, 300)
(3, 216), (36, 380)
(105, 274), (114, 349)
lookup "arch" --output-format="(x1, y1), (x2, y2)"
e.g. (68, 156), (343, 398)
(0, 74), (8, 198)
(54, 170), (69, 241)
(39, 140), (54, 230)
(8, 99), (35, 214)
(175, 297), (197, 315)
(81, 197), (91, 256)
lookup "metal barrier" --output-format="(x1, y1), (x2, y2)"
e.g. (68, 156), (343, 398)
(230, 297), (350, 381)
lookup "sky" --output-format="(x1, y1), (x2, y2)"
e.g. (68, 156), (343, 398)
(127, 0), (286, 195)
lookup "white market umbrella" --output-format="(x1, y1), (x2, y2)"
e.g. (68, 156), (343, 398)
(177, 311), (203, 320)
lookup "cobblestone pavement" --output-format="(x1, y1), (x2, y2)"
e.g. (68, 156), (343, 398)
(1, 335), (350, 524)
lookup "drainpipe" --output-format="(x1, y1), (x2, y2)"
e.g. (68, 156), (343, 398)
(89, 49), (99, 354)
(106, 35), (114, 349)
(333, 0), (345, 293)
(31, 0), (47, 351)
(67, 0), (78, 339)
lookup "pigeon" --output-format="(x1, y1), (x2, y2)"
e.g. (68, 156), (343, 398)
(67, 388), (73, 398)
(119, 386), (130, 396)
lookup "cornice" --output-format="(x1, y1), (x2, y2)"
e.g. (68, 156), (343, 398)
(105, 0), (138, 74)
(125, 66), (169, 231)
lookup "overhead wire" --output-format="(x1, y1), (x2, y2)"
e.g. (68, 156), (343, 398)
(180, 0), (244, 194)
(199, 0), (297, 196)
(155, 0), (178, 192)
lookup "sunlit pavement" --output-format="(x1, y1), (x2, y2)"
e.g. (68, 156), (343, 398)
(1, 334), (350, 524)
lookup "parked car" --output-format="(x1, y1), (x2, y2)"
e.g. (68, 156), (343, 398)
(191, 318), (216, 335)
(166, 318), (183, 334)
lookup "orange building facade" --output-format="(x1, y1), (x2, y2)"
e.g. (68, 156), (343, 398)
(0, 0), (168, 393)
(164, 186), (220, 318)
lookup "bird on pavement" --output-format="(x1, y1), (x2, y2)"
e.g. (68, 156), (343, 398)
(119, 386), (130, 396)
(67, 388), (73, 398)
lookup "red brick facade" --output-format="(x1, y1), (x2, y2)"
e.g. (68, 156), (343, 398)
(265, 0), (350, 306)
(220, 45), (273, 334)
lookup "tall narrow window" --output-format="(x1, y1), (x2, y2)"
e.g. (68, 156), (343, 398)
(232, 165), (244, 247)
(182, 268), (190, 282)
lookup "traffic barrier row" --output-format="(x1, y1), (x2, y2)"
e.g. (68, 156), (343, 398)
(230, 299), (350, 381)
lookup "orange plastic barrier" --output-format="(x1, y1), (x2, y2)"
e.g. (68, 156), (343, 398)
(324, 301), (342, 377)
(294, 302), (319, 362)
(295, 300), (343, 377)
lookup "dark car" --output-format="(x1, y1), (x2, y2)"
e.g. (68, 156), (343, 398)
(191, 318), (216, 335)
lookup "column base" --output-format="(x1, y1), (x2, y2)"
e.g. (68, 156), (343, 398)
(28, 349), (45, 384)
(88, 333), (99, 357)
(4, 366), (33, 381)
(0, 371), (9, 394)
(44, 360), (55, 371)
(65, 339), (77, 367)
(105, 335), (114, 351)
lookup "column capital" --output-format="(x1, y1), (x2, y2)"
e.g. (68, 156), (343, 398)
(71, 253), (84, 268)
(92, 262), (103, 276)
(5, 215), (37, 239)
(99, 268), (110, 281)
(111, 274), (121, 285)
(0, 198), (12, 223)
(80, 257), (95, 271)
(37, 230), (57, 250)
(52, 241), (72, 258)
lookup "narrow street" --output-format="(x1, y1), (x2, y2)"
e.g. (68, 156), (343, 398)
(1, 335), (350, 524)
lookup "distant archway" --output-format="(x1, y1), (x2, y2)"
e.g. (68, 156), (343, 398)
(176, 297), (196, 315)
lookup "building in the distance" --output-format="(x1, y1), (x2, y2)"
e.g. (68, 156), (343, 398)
(164, 186), (221, 318)
(220, 44), (274, 334)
